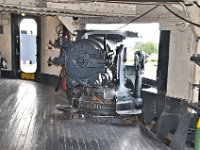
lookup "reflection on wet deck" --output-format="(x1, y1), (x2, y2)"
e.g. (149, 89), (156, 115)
(0, 79), (169, 150)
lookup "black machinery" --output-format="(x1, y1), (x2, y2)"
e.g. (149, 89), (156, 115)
(48, 27), (146, 115)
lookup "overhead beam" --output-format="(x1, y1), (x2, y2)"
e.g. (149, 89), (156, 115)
(47, 0), (183, 3)
(0, 0), (38, 7)
(0, 0), (136, 17)
(47, 2), (137, 17)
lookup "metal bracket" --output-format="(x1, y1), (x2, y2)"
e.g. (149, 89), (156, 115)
(190, 54), (200, 66)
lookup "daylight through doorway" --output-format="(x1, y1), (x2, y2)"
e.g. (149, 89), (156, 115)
(20, 18), (37, 73)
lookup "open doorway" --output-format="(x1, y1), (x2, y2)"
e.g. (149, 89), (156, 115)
(11, 14), (40, 80)
(20, 18), (37, 73)
(86, 23), (160, 80)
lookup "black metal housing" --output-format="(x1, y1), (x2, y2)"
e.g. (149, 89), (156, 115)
(49, 30), (146, 115)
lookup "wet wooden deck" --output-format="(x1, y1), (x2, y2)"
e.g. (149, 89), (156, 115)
(0, 79), (169, 150)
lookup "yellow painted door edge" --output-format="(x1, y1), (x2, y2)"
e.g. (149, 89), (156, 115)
(21, 73), (35, 80)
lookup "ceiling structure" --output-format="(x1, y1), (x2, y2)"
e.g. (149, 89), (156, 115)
(0, 0), (187, 17)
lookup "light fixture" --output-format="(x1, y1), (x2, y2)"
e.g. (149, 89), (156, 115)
(21, 13), (26, 16)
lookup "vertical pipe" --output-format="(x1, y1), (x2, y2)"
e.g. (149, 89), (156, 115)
(133, 51), (143, 108)
(134, 52), (142, 98)
(135, 69), (142, 98)
(104, 34), (107, 52)
(117, 45), (125, 87)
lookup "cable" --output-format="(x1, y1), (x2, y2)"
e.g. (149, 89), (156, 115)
(163, 5), (200, 27)
(47, 0), (92, 3)
(46, 0), (179, 5)
(115, 5), (159, 30)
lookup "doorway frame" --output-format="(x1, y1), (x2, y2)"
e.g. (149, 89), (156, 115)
(11, 14), (41, 78)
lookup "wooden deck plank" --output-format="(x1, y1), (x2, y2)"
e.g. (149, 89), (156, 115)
(0, 79), (170, 150)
